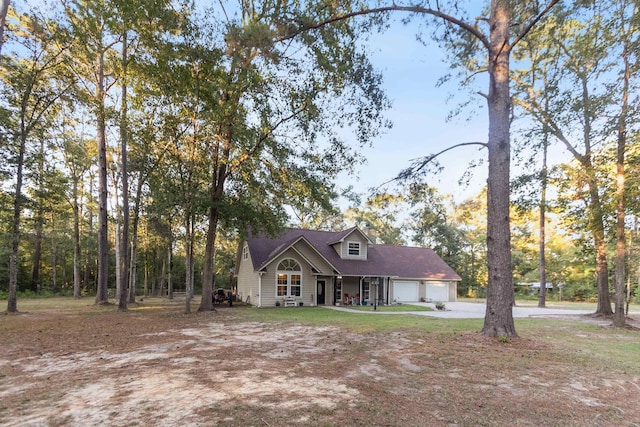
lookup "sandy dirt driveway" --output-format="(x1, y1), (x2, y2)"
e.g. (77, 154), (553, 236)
(1, 301), (639, 426)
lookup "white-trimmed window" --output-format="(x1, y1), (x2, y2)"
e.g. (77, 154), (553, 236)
(347, 241), (361, 256)
(242, 245), (248, 259)
(276, 259), (302, 297)
(363, 281), (370, 300)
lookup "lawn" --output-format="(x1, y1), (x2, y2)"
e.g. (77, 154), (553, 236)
(1, 297), (639, 426)
(337, 303), (434, 312)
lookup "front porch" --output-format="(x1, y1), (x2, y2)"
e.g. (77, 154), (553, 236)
(331, 276), (388, 307)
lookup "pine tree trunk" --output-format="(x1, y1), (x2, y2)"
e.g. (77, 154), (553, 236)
(167, 242), (174, 299)
(538, 137), (548, 308)
(185, 215), (193, 314)
(7, 129), (27, 312)
(73, 177), (82, 298)
(118, 31), (130, 311)
(95, 49), (109, 305)
(0, 0), (10, 56)
(481, 1), (517, 337)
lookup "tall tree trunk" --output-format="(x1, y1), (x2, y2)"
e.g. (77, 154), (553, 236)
(184, 212), (193, 314)
(7, 129), (27, 312)
(481, 1), (516, 337)
(0, 0), (10, 57)
(51, 235), (58, 293)
(129, 177), (144, 303)
(199, 205), (218, 312)
(159, 257), (166, 298)
(32, 221), (43, 293)
(95, 49), (109, 305)
(115, 221), (121, 298)
(167, 241), (174, 299)
(118, 31), (130, 311)
(199, 157), (228, 312)
(589, 178), (613, 316)
(84, 176), (95, 293)
(538, 135), (548, 308)
(73, 176), (82, 298)
(31, 139), (46, 293)
(613, 21), (631, 327)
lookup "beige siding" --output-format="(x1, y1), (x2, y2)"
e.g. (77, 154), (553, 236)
(262, 248), (317, 307)
(236, 242), (260, 305)
(448, 281), (458, 301)
(340, 232), (368, 260)
(291, 241), (334, 275)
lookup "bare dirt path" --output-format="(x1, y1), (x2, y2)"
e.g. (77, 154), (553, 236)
(1, 301), (639, 426)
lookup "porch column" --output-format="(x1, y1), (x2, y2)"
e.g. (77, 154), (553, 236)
(258, 272), (263, 308)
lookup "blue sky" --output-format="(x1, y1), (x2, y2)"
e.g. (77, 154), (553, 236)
(346, 16), (490, 204)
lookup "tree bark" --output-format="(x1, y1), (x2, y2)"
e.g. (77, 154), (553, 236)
(613, 18), (631, 327)
(481, 1), (517, 337)
(184, 213), (194, 314)
(118, 30), (130, 311)
(538, 135), (548, 308)
(0, 0), (10, 57)
(7, 129), (27, 313)
(167, 241), (174, 299)
(95, 47), (110, 305)
(73, 175), (82, 298)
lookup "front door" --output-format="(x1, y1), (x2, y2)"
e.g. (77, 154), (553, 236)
(317, 280), (326, 305)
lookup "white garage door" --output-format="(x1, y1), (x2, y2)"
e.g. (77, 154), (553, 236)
(394, 281), (419, 302)
(426, 282), (449, 302)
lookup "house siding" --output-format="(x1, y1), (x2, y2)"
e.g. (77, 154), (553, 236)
(339, 232), (368, 260)
(236, 243), (260, 305)
(261, 248), (318, 307)
(291, 241), (334, 275)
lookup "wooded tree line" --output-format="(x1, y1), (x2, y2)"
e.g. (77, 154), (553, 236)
(1, 1), (639, 334)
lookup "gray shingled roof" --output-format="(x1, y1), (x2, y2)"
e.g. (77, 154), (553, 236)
(246, 228), (461, 281)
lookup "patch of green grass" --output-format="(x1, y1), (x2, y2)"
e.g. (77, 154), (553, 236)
(239, 306), (482, 334)
(516, 318), (640, 374)
(342, 304), (433, 312)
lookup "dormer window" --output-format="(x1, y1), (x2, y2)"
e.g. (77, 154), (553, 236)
(348, 242), (361, 256)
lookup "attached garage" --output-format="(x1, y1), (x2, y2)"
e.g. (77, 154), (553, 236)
(426, 282), (450, 302)
(393, 281), (419, 302)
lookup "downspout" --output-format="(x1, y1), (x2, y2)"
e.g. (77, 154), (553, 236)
(258, 272), (263, 308)
(386, 277), (390, 304)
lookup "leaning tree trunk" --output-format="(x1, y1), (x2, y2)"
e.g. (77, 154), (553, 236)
(481, 1), (517, 337)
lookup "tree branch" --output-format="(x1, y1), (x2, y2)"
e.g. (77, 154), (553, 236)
(380, 141), (488, 187)
(228, 99), (310, 176)
(276, 4), (490, 50)
(511, 0), (561, 49)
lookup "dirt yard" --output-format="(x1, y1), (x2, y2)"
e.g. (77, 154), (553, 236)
(1, 299), (639, 426)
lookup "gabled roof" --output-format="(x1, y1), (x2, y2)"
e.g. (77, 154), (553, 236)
(326, 226), (373, 246)
(245, 228), (461, 281)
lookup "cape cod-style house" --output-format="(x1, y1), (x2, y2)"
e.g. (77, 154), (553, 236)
(235, 226), (461, 307)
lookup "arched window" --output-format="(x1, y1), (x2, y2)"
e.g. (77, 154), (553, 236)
(276, 259), (301, 297)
